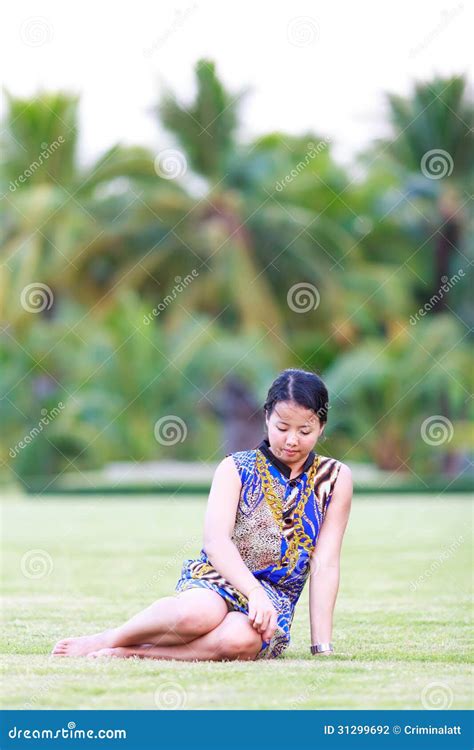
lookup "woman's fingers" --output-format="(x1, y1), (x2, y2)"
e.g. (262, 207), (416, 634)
(249, 605), (268, 632)
(247, 590), (277, 635)
(247, 600), (256, 623)
(255, 608), (276, 635)
(257, 611), (269, 634)
(249, 612), (260, 629)
(262, 612), (278, 642)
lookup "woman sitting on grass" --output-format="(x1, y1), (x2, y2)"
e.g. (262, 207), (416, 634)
(52, 368), (352, 661)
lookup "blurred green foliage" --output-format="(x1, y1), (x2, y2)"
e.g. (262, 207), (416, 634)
(1, 63), (473, 484)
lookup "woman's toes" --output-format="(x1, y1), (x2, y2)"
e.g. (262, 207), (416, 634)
(49, 632), (115, 657)
(51, 639), (70, 654)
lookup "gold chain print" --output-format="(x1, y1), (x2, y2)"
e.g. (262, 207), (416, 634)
(256, 450), (321, 579)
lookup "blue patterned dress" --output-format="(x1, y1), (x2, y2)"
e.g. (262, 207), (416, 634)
(175, 439), (342, 659)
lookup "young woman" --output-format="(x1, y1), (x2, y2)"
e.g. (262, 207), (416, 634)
(52, 368), (352, 661)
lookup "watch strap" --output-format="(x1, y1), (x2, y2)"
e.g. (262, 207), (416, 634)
(310, 642), (334, 654)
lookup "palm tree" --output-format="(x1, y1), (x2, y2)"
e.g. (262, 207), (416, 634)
(157, 59), (376, 357)
(324, 315), (473, 475)
(378, 76), (474, 318)
(0, 91), (187, 325)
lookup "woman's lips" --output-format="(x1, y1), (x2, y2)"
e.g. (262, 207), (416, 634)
(283, 449), (297, 455)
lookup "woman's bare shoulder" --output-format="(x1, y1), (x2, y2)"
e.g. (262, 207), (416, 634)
(213, 455), (242, 483)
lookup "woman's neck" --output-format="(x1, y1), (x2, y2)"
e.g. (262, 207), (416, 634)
(288, 457), (308, 480)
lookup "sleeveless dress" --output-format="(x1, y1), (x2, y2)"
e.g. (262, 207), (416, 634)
(175, 439), (342, 659)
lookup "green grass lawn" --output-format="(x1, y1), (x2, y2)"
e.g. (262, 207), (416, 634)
(1, 493), (472, 710)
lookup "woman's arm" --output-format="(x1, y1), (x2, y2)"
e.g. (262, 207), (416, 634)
(203, 456), (278, 640)
(309, 463), (353, 650)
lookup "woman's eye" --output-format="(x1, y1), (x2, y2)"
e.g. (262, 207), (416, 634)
(277, 427), (287, 432)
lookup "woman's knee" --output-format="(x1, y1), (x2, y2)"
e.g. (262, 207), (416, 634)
(217, 613), (263, 661)
(173, 589), (228, 636)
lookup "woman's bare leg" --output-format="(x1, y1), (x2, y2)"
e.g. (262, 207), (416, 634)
(51, 588), (229, 657)
(87, 612), (263, 662)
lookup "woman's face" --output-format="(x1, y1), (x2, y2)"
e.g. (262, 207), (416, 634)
(265, 400), (324, 467)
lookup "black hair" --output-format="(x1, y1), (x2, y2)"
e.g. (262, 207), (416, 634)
(263, 368), (329, 424)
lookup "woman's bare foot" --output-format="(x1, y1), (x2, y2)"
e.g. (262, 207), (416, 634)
(87, 645), (152, 659)
(51, 628), (119, 657)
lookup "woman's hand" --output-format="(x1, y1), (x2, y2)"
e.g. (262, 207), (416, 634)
(247, 586), (278, 642)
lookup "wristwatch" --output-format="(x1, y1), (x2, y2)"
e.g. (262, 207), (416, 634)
(310, 642), (334, 654)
